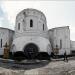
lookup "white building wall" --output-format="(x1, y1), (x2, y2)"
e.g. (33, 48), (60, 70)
(48, 26), (70, 55)
(0, 28), (9, 55)
(9, 30), (14, 52)
(0, 28), (14, 55)
(70, 41), (75, 51)
(12, 36), (51, 55)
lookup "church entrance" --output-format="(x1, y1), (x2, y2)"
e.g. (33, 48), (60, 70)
(24, 43), (39, 59)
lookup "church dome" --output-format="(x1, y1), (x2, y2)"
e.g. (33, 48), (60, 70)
(15, 8), (48, 38)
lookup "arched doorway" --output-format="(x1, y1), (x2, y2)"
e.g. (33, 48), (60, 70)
(24, 43), (39, 59)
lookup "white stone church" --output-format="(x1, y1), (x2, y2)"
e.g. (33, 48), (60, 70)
(0, 8), (75, 59)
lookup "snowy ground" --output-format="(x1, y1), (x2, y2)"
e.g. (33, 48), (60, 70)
(0, 58), (75, 75)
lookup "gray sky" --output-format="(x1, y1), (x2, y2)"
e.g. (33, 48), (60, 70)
(0, 1), (75, 41)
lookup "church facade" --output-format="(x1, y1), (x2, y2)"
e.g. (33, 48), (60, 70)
(0, 9), (75, 59)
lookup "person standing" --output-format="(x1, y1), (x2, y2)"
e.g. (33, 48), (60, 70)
(64, 51), (68, 62)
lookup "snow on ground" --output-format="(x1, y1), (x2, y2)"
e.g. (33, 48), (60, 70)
(0, 59), (75, 75)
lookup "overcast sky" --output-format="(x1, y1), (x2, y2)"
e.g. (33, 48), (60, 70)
(0, 1), (75, 41)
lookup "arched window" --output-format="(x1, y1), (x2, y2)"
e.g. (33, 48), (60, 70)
(30, 19), (33, 27)
(43, 24), (44, 31)
(1, 39), (2, 48)
(18, 23), (20, 30)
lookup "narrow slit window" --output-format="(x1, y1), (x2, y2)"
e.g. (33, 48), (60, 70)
(1, 39), (2, 48)
(23, 12), (26, 16)
(30, 19), (33, 27)
(18, 23), (20, 30)
(60, 39), (62, 49)
(43, 24), (44, 30)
